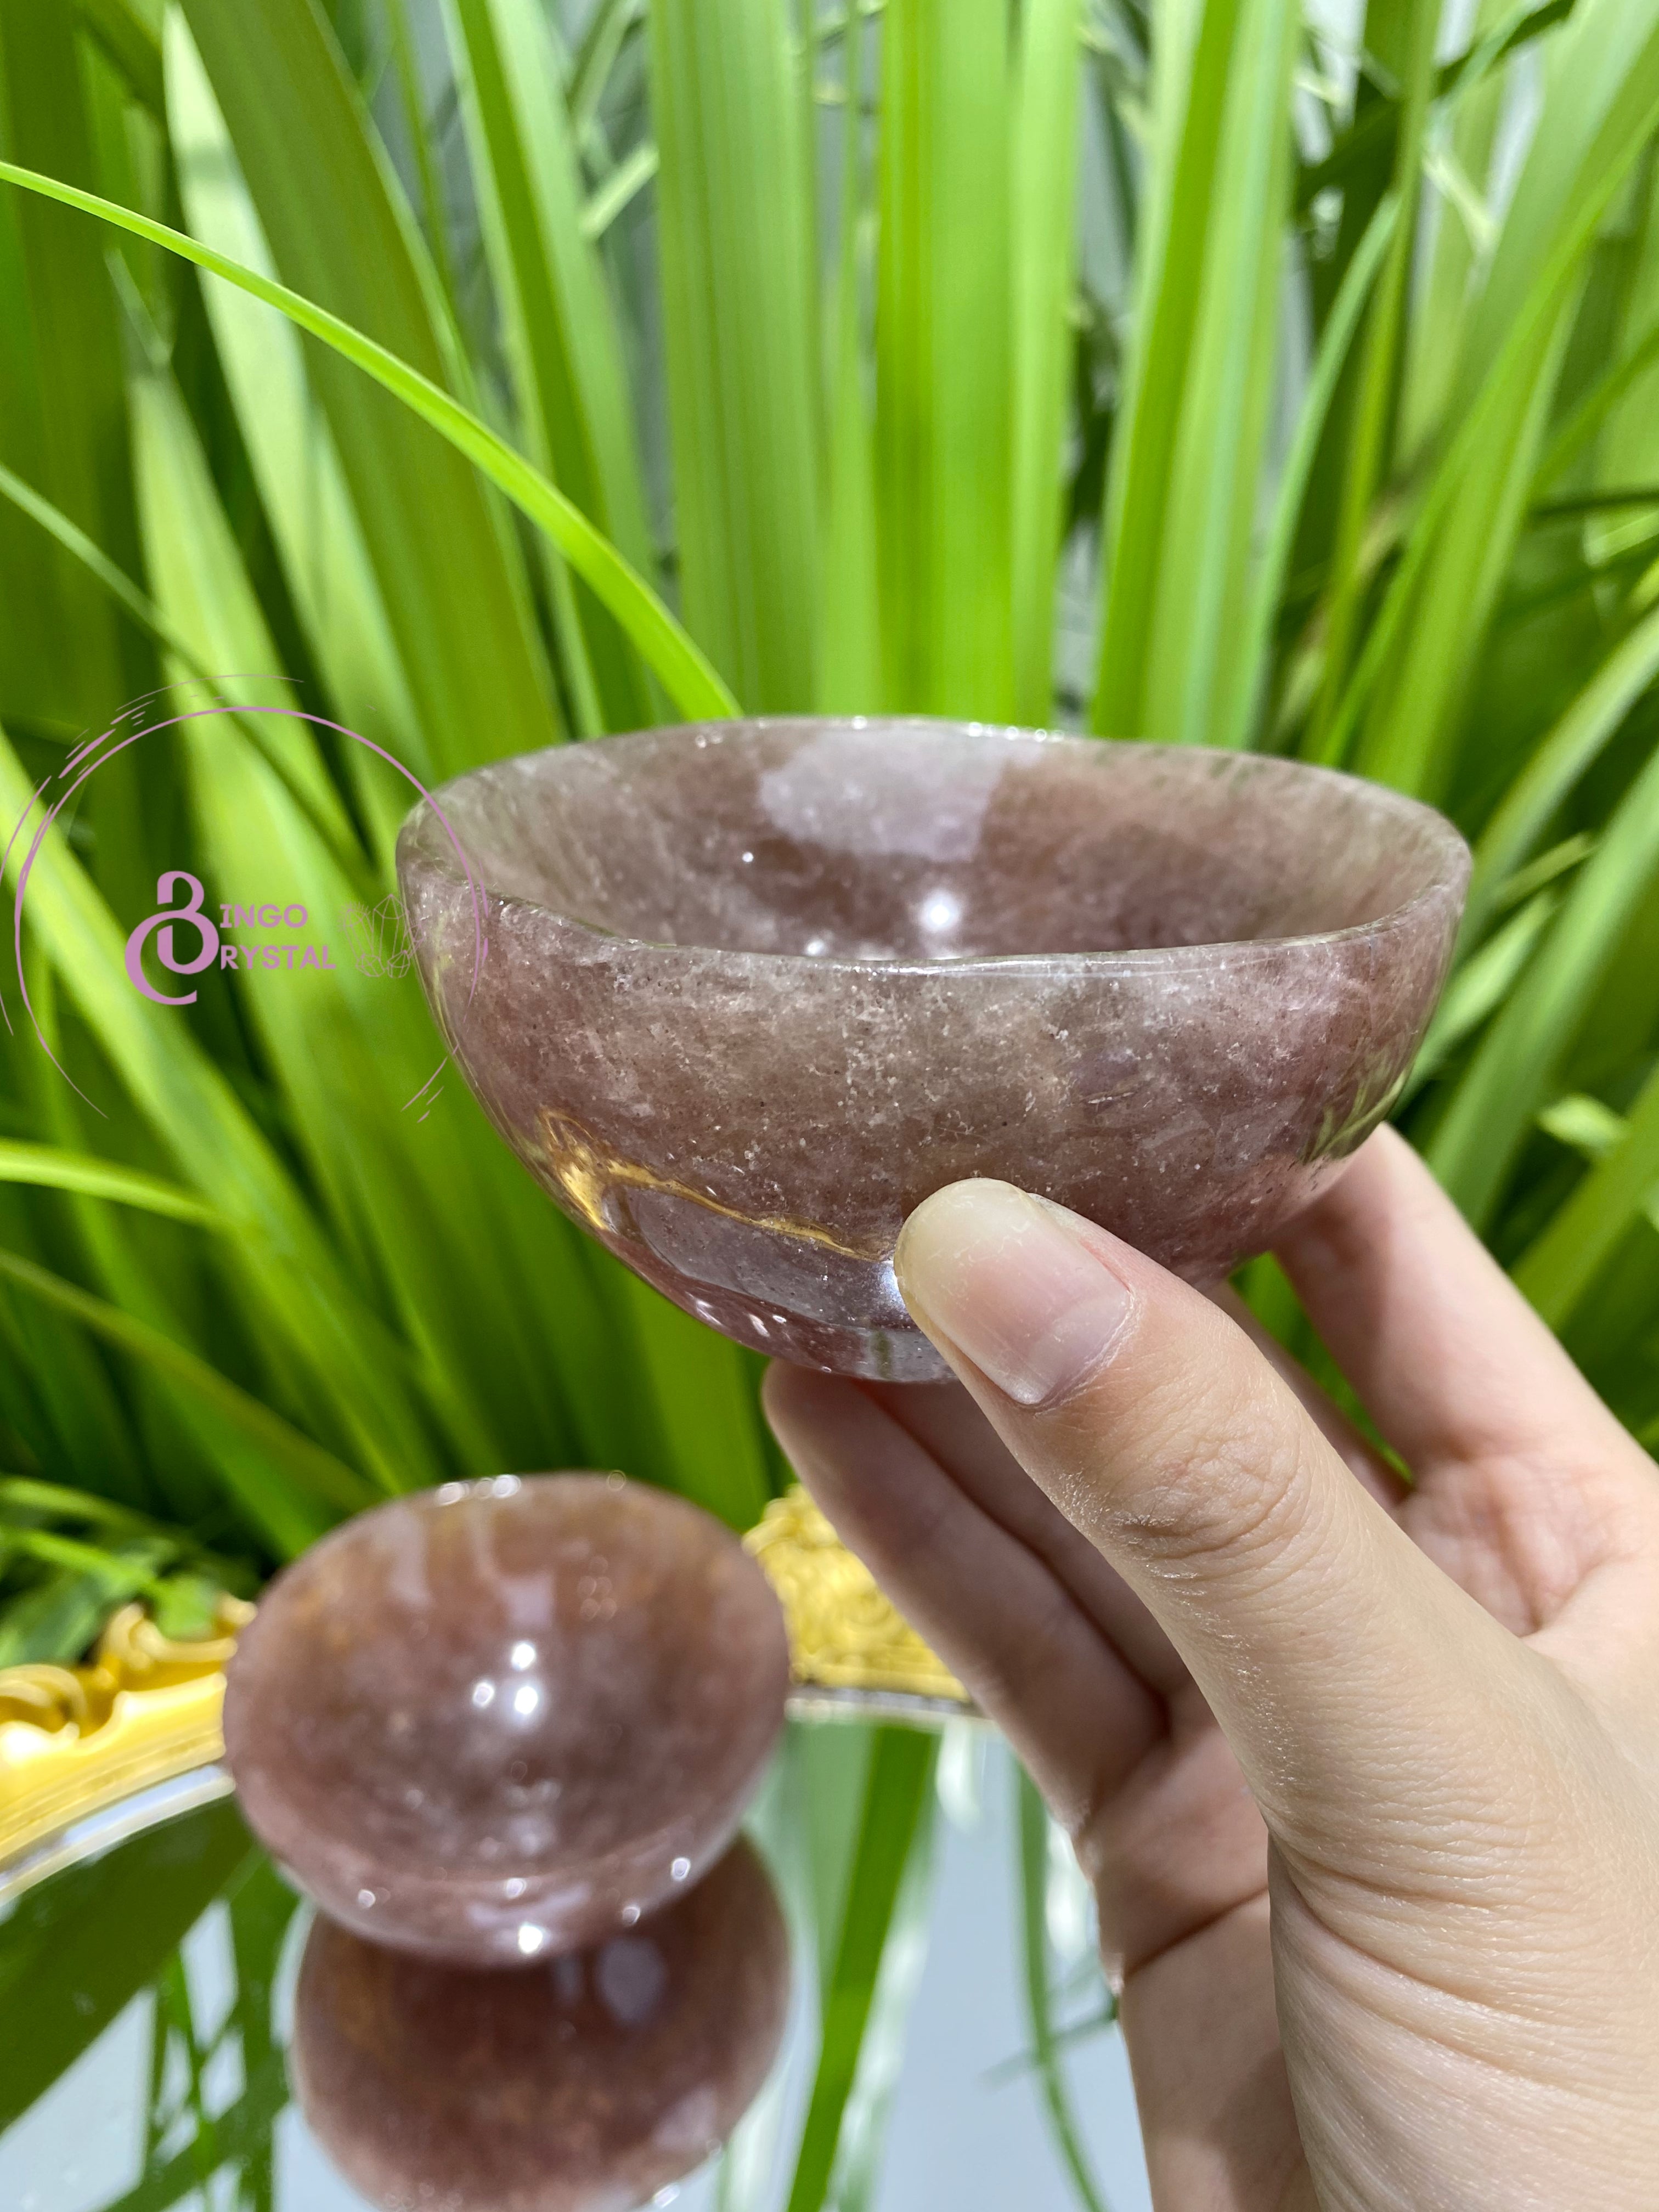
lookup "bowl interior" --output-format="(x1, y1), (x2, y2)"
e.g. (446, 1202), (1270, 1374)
(416, 720), (1464, 962)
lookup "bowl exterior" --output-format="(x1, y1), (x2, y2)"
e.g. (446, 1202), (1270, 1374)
(399, 850), (1465, 1381)
(222, 1477), (791, 1962)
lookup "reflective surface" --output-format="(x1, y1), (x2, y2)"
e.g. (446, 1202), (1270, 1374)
(0, 1741), (1158, 2212)
(224, 1476), (791, 1962)
(292, 1837), (789, 2212)
(399, 720), (1469, 1378)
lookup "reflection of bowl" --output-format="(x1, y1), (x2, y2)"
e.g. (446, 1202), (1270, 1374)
(223, 1476), (789, 1962)
(399, 720), (1468, 1381)
(291, 1835), (790, 2212)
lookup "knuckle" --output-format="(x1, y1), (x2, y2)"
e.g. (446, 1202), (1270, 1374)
(1061, 1347), (1317, 1571)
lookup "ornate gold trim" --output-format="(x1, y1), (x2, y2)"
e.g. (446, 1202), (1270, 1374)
(746, 1487), (969, 1706)
(0, 1495), (969, 1870)
(0, 1596), (252, 1868)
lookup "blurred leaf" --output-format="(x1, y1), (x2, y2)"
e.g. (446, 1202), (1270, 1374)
(0, 1797), (253, 2132)
(1430, 731), (1659, 1225)
(74, 0), (165, 121)
(0, 1248), (369, 1541)
(451, 0), (657, 730)
(177, 0), (561, 782)
(877, 0), (1014, 718)
(784, 1726), (936, 2212)
(1009, 0), (1083, 722)
(651, 0), (821, 712)
(1514, 1058), (1659, 1323)
(0, 1141), (225, 1227)
(1092, 0), (1301, 745)
(1018, 1771), (1110, 2212)
(0, 158), (739, 721)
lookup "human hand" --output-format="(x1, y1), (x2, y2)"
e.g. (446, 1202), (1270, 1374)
(763, 1129), (1659, 2211)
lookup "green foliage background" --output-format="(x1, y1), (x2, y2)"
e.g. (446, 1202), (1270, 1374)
(2, 0), (1659, 2202)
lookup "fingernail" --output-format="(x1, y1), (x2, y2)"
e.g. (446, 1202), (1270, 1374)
(894, 1181), (1133, 1408)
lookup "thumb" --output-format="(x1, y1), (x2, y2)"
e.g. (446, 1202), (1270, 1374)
(893, 1178), (1538, 1846)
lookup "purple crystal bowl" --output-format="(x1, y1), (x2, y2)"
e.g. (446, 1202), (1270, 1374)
(397, 720), (1469, 1383)
(291, 1837), (791, 2212)
(222, 1475), (791, 1964)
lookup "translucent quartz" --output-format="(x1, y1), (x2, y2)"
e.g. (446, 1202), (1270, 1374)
(291, 1835), (790, 2212)
(223, 1475), (790, 1962)
(399, 720), (1469, 1381)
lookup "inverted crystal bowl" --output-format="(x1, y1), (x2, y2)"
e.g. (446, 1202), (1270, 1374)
(292, 1837), (789, 2212)
(398, 720), (1468, 1382)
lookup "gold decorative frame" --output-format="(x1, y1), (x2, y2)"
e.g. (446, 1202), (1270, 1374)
(0, 1491), (968, 1877)
(745, 1487), (969, 1711)
(0, 1596), (253, 1871)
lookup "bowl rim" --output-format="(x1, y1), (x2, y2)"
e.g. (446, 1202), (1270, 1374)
(397, 718), (1472, 972)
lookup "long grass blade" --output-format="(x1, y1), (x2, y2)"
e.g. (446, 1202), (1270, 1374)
(650, 0), (821, 712)
(0, 1250), (368, 1539)
(1304, 0), (1439, 754)
(783, 1726), (936, 2212)
(1512, 1057), (1659, 1325)
(0, 1141), (227, 1227)
(0, 157), (738, 721)
(1429, 734), (1659, 1225)
(1229, 191), (1398, 750)
(876, 0), (1014, 719)
(1092, 0), (1301, 746)
(1018, 1772), (1111, 2212)
(1009, 0), (1082, 725)
(163, 19), (428, 796)
(1462, 598), (1659, 947)
(177, 0), (560, 779)
(1350, 0), (1659, 793)
(448, 0), (657, 730)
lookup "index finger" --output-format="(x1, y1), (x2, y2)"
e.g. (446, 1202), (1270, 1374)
(1273, 1127), (1639, 1479)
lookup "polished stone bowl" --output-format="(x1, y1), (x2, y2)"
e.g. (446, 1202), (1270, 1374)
(399, 720), (1469, 1381)
(222, 1475), (790, 1962)
(291, 1836), (790, 2212)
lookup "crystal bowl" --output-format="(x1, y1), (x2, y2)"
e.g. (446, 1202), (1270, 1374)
(398, 720), (1469, 1382)
(291, 1836), (790, 2212)
(222, 1475), (790, 1962)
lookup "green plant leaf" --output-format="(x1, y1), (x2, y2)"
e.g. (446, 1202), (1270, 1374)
(876, 0), (1014, 719)
(1513, 1057), (1659, 1324)
(1231, 191), (1398, 750)
(0, 156), (738, 724)
(650, 0), (821, 712)
(1429, 732), (1659, 1226)
(1009, 0), (1083, 724)
(0, 1797), (254, 2133)
(0, 1248), (370, 1538)
(176, 0), (562, 780)
(1092, 0), (1302, 746)
(447, 0), (657, 731)
(0, 1140), (225, 1226)
(784, 1725), (937, 2212)
(1462, 598), (1659, 947)
(1018, 1771), (1111, 2212)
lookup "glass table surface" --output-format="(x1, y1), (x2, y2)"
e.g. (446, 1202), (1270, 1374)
(0, 1740), (1153, 2212)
